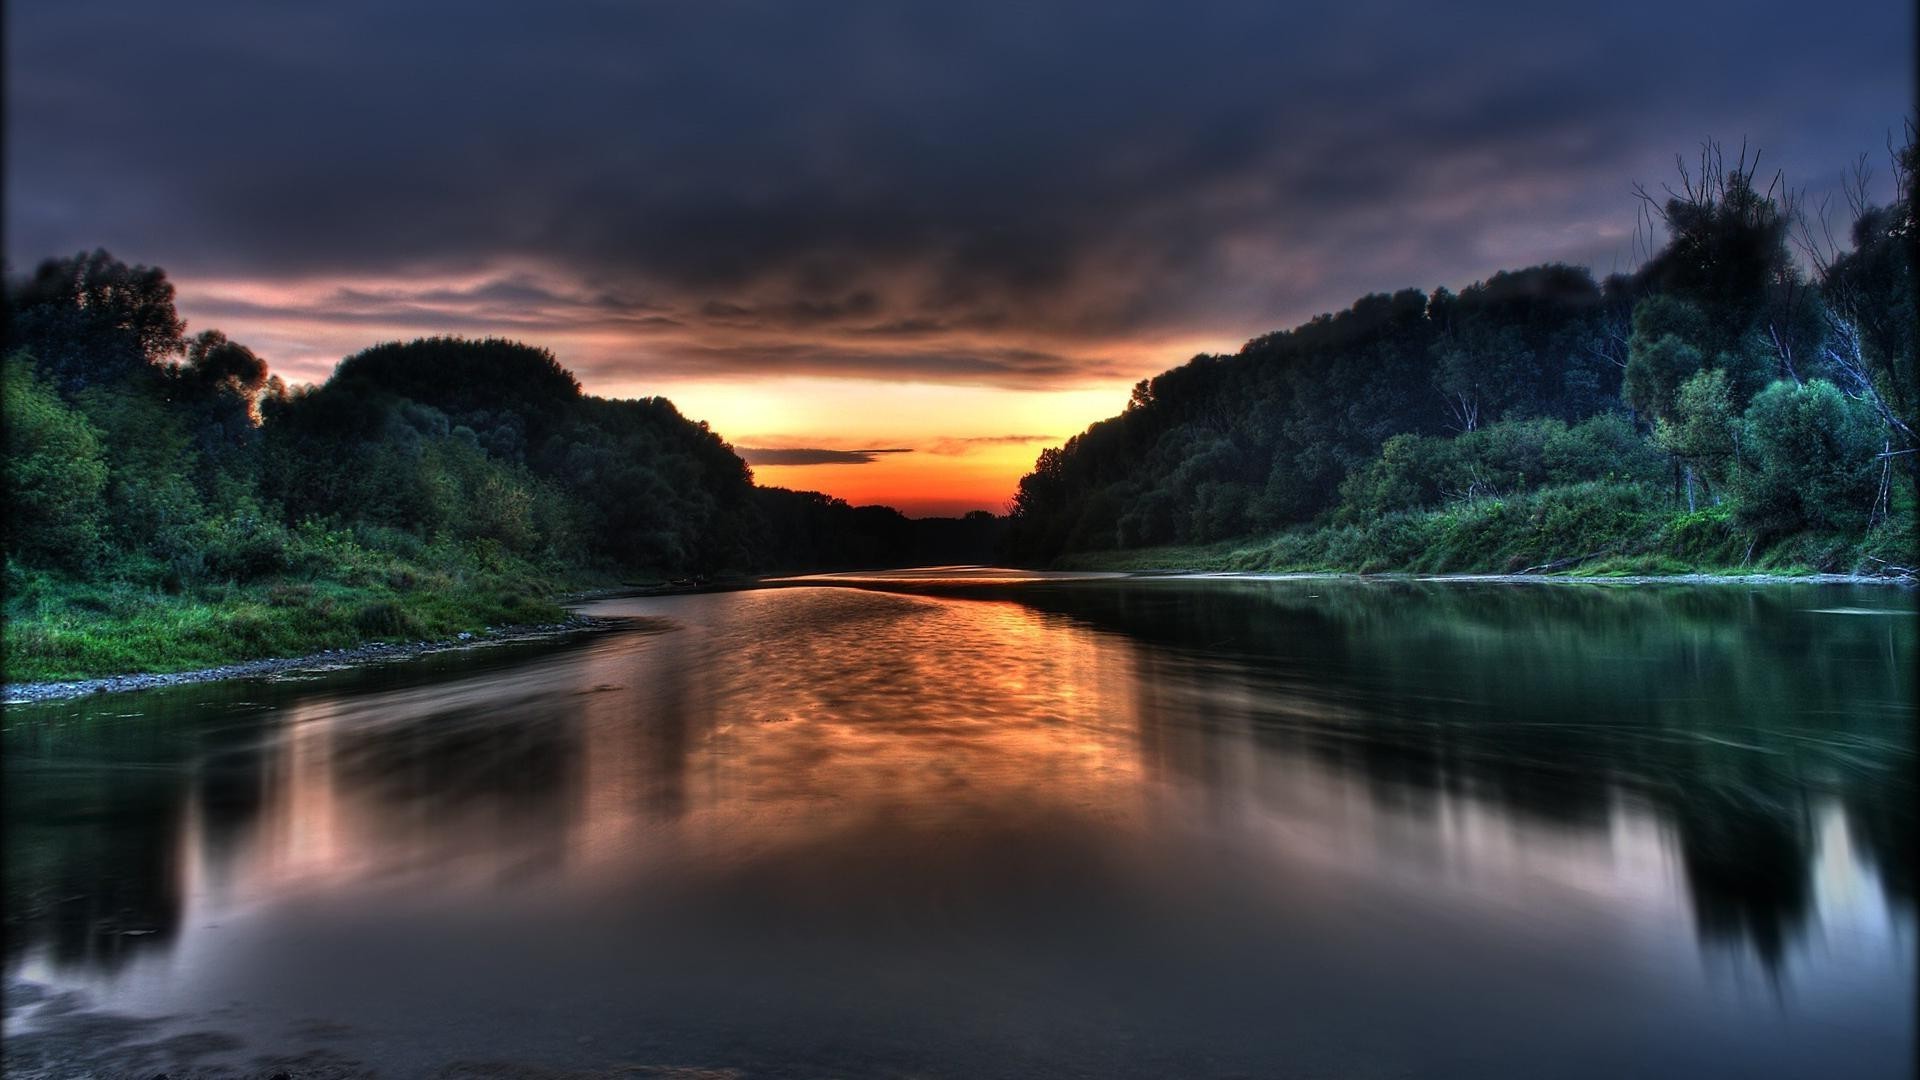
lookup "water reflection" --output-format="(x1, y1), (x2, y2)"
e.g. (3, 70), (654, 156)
(3, 578), (1913, 1077)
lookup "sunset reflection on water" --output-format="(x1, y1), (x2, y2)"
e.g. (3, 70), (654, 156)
(4, 578), (1913, 1077)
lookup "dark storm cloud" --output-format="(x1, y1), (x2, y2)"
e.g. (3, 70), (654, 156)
(575, 341), (1113, 387)
(736, 447), (912, 466)
(6, 0), (1910, 385)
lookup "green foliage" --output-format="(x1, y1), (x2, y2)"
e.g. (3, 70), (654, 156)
(3, 355), (108, 567)
(1013, 138), (1913, 575)
(1655, 368), (1740, 489)
(5, 249), (186, 392)
(1815, 142), (1917, 480)
(202, 509), (295, 581)
(1005, 269), (1636, 562)
(1542, 412), (1666, 485)
(74, 380), (208, 567)
(329, 336), (581, 452)
(3, 256), (1010, 680)
(1066, 478), (1898, 580)
(1624, 296), (1710, 421)
(1734, 380), (1882, 534)
(1336, 414), (1665, 520)
(352, 598), (425, 639)
(1428, 265), (1616, 426)
(10, 135), (1918, 678)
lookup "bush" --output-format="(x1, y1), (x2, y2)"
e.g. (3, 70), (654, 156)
(3, 356), (108, 567)
(204, 511), (293, 580)
(352, 600), (424, 640)
(1545, 412), (1665, 486)
(1734, 380), (1881, 534)
(1336, 414), (1665, 522)
(1337, 433), (1448, 519)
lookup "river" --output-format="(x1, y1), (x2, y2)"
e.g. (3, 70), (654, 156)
(4, 572), (1914, 1077)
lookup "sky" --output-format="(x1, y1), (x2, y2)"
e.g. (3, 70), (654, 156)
(6, 1), (1911, 516)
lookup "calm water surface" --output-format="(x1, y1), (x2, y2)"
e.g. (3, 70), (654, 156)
(4, 573), (1914, 1077)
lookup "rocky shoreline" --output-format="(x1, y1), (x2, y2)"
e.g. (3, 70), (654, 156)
(3, 614), (628, 705)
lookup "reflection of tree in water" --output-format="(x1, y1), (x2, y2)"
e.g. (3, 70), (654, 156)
(193, 726), (272, 871)
(4, 758), (185, 972)
(630, 628), (696, 822)
(2, 583), (1909, 987)
(2, 657), (596, 975)
(330, 705), (581, 816)
(1668, 783), (1813, 970)
(327, 696), (587, 878)
(1, 691), (294, 971)
(1844, 772), (1915, 908)
(1005, 578), (1912, 972)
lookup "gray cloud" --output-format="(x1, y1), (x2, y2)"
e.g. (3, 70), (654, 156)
(923, 435), (1058, 455)
(736, 447), (913, 466)
(5, 0), (1910, 387)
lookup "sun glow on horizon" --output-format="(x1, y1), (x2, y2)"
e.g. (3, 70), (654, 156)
(663, 377), (1138, 517)
(171, 275), (1240, 517)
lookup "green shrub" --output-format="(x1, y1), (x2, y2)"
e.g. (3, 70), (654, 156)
(1735, 380), (1881, 534)
(204, 511), (294, 580)
(352, 599), (424, 640)
(3, 355), (108, 567)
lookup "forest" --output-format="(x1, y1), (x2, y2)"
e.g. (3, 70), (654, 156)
(1007, 141), (1916, 576)
(6, 139), (1914, 682)
(3, 280), (1002, 680)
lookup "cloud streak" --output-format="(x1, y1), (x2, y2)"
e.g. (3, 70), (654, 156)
(736, 447), (913, 466)
(922, 435), (1059, 455)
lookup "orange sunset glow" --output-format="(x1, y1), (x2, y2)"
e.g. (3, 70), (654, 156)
(6, 2), (1915, 1078)
(166, 274), (1239, 516)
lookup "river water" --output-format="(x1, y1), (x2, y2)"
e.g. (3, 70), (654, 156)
(4, 572), (1914, 1077)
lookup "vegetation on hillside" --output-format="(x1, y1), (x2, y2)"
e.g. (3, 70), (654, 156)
(5, 136), (1913, 680)
(2, 263), (1003, 681)
(1009, 139), (1917, 577)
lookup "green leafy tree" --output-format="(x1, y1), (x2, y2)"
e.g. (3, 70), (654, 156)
(5, 250), (187, 392)
(1623, 296), (1712, 421)
(3, 356), (109, 567)
(1655, 369), (1741, 497)
(1734, 380), (1881, 534)
(169, 329), (271, 508)
(1542, 413), (1666, 486)
(1634, 143), (1797, 360)
(75, 382), (207, 565)
(1624, 296), (1769, 509)
(1808, 132), (1917, 481)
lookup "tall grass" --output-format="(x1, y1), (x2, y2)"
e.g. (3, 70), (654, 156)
(1058, 481), (1914, 579)
(2, 524), (601, 683)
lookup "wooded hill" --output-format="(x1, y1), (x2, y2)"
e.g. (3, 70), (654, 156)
(3, 270), (1000, 679)
(1006, 141), (1916, 576)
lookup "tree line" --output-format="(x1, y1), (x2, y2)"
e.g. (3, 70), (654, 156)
(5, 261), (1004, 597)
(1006, 139), (1915, 572)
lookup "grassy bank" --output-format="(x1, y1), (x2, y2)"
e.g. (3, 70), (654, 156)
(1055, 481), (1917, 579)
(1, 523), (621, 684)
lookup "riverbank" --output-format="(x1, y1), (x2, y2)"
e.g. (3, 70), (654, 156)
(0, 614), (641, 705)
(1062, 545), (1915, 583)
(1113, 568), (1908, 586)
(9, 551), (1910, 699)
(2, 575), (565, 686)
(1053, 496), (1916, 582)
(0, 546), (758, 696)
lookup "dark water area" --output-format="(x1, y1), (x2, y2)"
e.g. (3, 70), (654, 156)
(4, 573), (1914, 1078)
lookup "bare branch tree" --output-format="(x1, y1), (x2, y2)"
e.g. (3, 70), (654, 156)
(1444, 389), (1480, 434)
